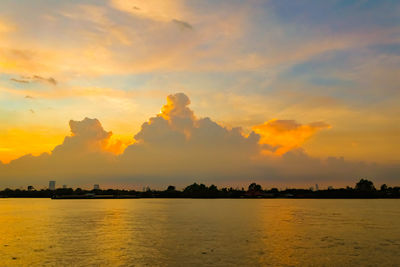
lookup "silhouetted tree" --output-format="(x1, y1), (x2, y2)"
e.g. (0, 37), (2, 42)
(380, 184), (388, 191)
(167, 185), (176, 191)
(247, 183), (263, 197)
(75, 188), (84, 195)
(355, 179), (375, 192)
(183, 183), (218, 197)
(209, 184), (218, 191)
(248, 183), (262, 192)
(270, 188), (279, 193)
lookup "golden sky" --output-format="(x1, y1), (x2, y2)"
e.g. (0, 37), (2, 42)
(0, 0), (399, 187)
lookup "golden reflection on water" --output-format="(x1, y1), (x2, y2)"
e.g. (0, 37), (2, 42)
(257, 203), (299, 266)
(1, 199), (400, 266)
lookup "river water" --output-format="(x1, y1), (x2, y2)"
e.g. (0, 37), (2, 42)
(0, 199), (399, 266)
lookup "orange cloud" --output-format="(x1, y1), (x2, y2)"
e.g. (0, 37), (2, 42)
(159, 93), (194, 120)
(105, 135), (133, 155)
(253, 119), (330, 155)
(53, 118), (130, 156)
(156, 93), (196, 137)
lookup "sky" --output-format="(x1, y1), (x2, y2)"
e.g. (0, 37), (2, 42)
(0, 0), (399, 189)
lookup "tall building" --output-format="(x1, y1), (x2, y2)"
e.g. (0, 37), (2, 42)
(49, 181), (56, 190)
(93, 184), (100, 190)
(62, 185), (67, 189)
(315, 184), (319, 191)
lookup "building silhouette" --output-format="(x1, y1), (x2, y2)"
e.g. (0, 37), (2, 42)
(49, 181), (56, 190)
(93, 184), (100, 190)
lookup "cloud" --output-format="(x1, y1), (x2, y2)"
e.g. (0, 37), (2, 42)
(172, 19), (193, 30)
(110, 0), (186, 22)
(52, 118), (112, 155)
(0, 93), (398, 188)
(32, 75), (57, 85)
(253, 119), (331, 155)
(0, 118), (127, 185)
(10, 75), (57, 85)
(52, 117), (125, 157)
(1, 0), (397, 80)
(121, 93), (260, 178)
(10, 78), (29, 83)
(157, 92), (195, 134)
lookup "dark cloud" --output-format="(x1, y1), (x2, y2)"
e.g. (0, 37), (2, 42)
(10, 75), (57, 85)
(25, 95), (34, 99)
(10, 78), (29, 83)
(172, 19), (193, 30)
(32, 75), (57, 85)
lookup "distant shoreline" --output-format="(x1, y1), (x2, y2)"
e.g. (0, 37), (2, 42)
(1, 197), (399, 199)
(1, 180), (399, 199)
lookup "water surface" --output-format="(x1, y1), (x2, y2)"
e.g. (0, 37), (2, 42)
(1, 199), (399, 266)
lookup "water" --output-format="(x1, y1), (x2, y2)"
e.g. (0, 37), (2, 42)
(0, 199), (399, 266)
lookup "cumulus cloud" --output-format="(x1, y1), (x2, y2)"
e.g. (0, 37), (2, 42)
(0, 93), (398, 188)
(52, 118), (112, 155)
(52, 117), (126, 157)
(121, 93), (260, 178)
(158, 92), (195, 134)
(0, 118), (124, 185)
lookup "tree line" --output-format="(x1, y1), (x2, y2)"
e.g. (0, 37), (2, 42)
(0, 179), (400, 198)
(0, 179), (399, 199)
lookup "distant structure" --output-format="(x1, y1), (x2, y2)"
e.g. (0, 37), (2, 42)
(27, 185), (34, 191)
(49, 181), (56, 190)
(315, 184), (319, 191)
(62, 185), (67, 189)
(328, 186), (333, 190)
(93, 184), (100, 190)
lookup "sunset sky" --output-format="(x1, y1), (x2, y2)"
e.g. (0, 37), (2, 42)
(0, 0), (399, 188)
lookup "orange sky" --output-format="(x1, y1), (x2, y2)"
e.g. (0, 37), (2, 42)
(0, 0), (399, 187)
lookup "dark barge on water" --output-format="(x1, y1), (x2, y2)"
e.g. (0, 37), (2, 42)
(52, 193), (140, 199)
